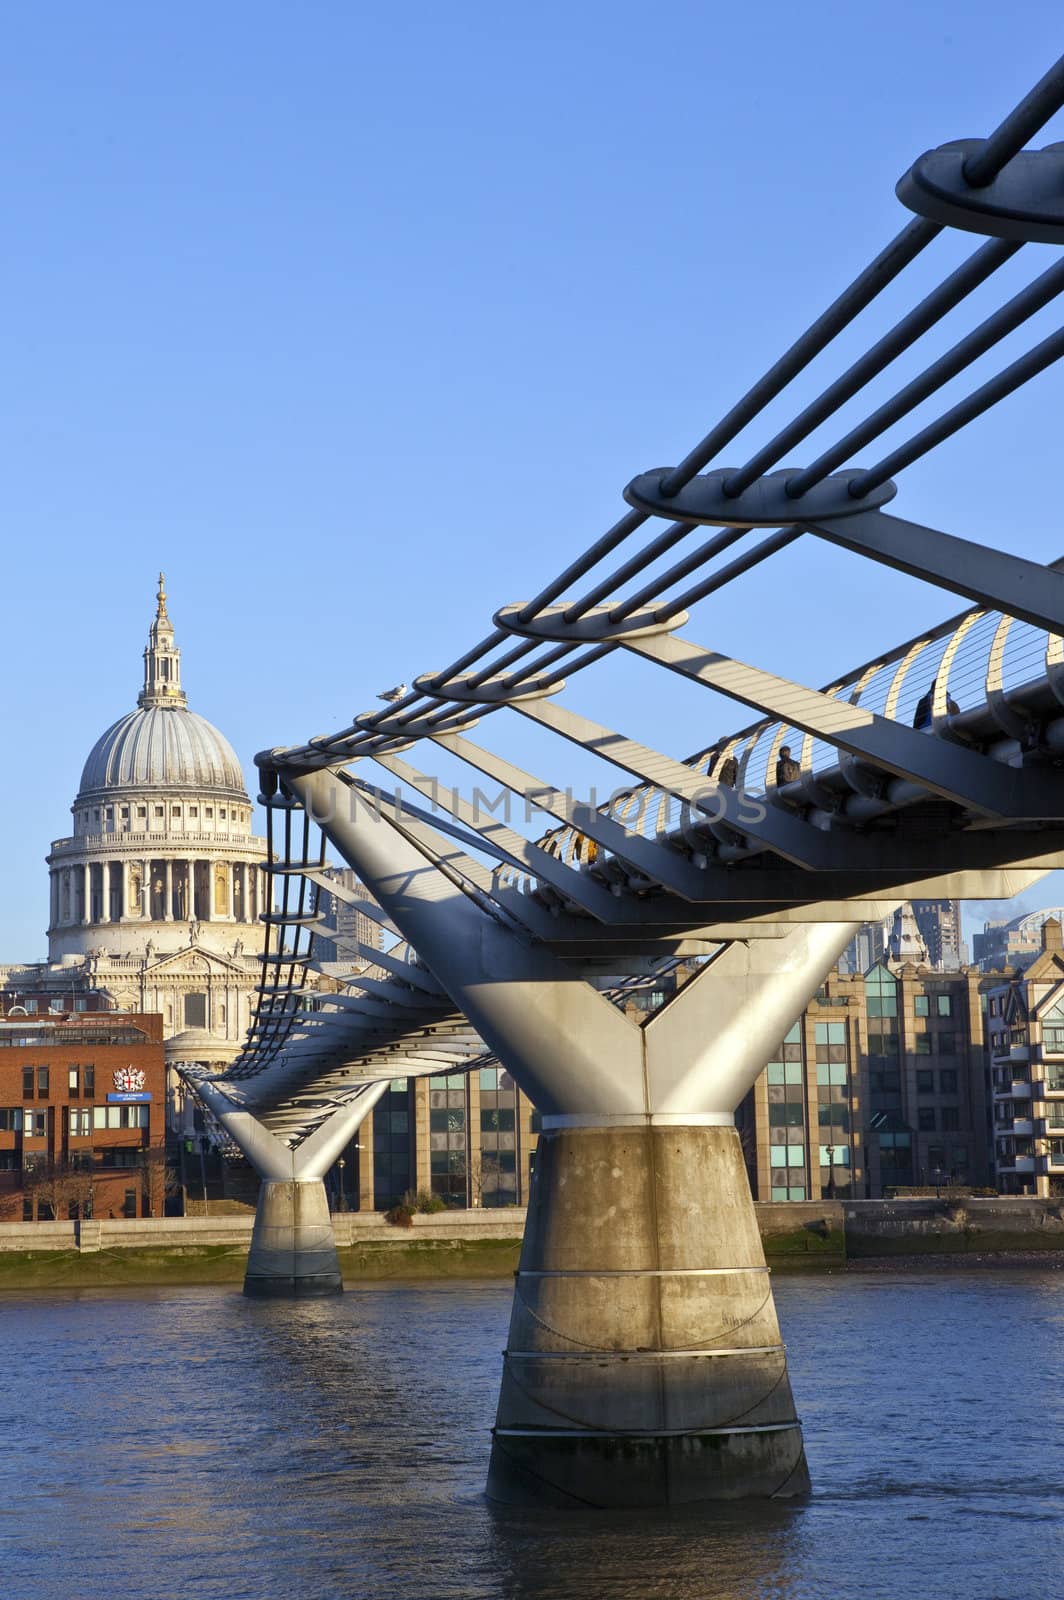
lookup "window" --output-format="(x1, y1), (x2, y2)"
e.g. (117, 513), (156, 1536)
(21, 1067), (33, 1098)
(818, 1144), (850, 1166)
(916, 1036), (932, 1055)
(122, 1189), (138, 1218)
(770, 1186), (807, 1202)
(171, 806), (182, 817)
(937, 1033), (956, 1056)
(23, 1110), (47, 1137)
(429, 1073), (467, 1202)
(817, 1103), (850, 1130)
(865, 965), (898, 1018)
(68, 1067), (79, 1093)
(189, 807), (198, 818)
(937, 995), (953, 1017)
(205, 808), (213, 818)
(184, 993), (207, 1029)
(84, 1065), (94, 1096)
(137, 806), (147, 818)
(814, 1021), (846, 1045)
(914, 995), (930, 1017)
(154, 806), (164, 818)
(916, 1070), (934, 1094)
(92, 1105), (148, 1129)
(68, 1109), (91, 1137)
(918, 1108), (937, 1132)
(939, 1069), (958, 1094)
(941, 1107), (960, 1132)
(815, 1062), (847, 1086)
(372, 1081), (412, 1208)
(0, 1108), (21, 1130)
(37, 1065), (49, 1096)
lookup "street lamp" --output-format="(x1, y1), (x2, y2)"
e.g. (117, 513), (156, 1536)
(337, 1156), (346, 1212)
(826, 1144), (836, 1199)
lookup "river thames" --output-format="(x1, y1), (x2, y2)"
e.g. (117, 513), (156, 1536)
(1, 1266), (1061, 1600)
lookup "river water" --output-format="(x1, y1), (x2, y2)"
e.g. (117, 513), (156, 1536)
(0, 1267), (1061, 1600)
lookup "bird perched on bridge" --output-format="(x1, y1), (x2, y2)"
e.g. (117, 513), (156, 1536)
(377, 683), (408, 703)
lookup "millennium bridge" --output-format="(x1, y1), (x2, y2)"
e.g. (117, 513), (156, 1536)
(183, 54), (1064, 1507)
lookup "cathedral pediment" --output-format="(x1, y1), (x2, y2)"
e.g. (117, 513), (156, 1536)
(142, 942), (253, 978)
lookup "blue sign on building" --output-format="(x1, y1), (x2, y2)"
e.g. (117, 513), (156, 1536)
(106, 1092), (153, 1104)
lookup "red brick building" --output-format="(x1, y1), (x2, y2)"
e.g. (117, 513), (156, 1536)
(0, 1013), (166, 1220)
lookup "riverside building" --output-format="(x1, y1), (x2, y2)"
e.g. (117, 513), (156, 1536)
(0, 1012), (166, 1220)
(984, 916), (1064, 1197)
(735, 954), (1000, 1201)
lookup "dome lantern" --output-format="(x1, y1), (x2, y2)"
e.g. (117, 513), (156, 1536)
(139, 571), (187, 710)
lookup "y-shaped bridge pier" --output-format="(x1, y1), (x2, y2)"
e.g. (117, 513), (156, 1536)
(183, 53), (1064, 1505)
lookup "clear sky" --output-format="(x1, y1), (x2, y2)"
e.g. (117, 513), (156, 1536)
(3, 2), (1064, 957)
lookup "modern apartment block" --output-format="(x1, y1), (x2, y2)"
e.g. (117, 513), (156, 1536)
(984, 917), (1064, 1197)
(737, 960), (997, 1200)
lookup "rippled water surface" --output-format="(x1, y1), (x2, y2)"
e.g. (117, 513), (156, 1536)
(1, 1268), (1062, 1600)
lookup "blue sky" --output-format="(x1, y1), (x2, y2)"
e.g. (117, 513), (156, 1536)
(3, 2), (1064, 956)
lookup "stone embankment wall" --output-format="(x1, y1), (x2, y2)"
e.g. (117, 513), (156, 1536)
(0, 1199), (1061, 1287)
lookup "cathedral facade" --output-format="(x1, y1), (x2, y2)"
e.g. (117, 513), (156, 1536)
(3, 579), (268, 1073)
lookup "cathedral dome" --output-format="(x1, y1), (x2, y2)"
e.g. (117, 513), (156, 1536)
(78, 705), (247, 800)
(75, 574), (249, 803)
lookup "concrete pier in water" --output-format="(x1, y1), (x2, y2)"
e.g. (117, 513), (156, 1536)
(244, 1179), (343, 1298)
(487, 1124), (807, 1507)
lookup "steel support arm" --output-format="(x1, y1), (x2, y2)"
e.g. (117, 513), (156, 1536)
(806, 510), (1064, 634)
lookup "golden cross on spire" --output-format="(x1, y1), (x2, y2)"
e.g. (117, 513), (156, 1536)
(156, 571), (168, 618)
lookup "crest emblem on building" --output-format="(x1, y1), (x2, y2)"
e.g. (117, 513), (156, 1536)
(114, 1066), (146, 1093)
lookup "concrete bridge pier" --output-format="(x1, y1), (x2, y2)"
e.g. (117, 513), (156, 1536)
(482, 924), (858, 1507)
(487, 1120), (802, 1507)
(285, 767), (857, 1503)
(181, 1069), (388, 1297)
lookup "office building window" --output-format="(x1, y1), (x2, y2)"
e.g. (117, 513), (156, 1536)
(937, 995), (953, 1017)
(914, 995), (930, 1017)
(866, 965), (898, 1018)
(916, 1070), (934, 1094)
(939, 1069), (958, 1094)
(372, 1081), (412, 1208)
(92, 1105), (149, 1129)
(918, 1108), (937, 1132)
(429, 1073), (467, 1203)
(479, 1067), (518, 1207)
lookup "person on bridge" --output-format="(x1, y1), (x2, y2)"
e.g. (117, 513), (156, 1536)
(913, 678), (959, 729)
(714, 753), (739, 787)
(776, 746), (802, 786)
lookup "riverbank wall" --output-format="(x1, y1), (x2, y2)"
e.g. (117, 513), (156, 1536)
(0, 1198), (1061, 1288)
